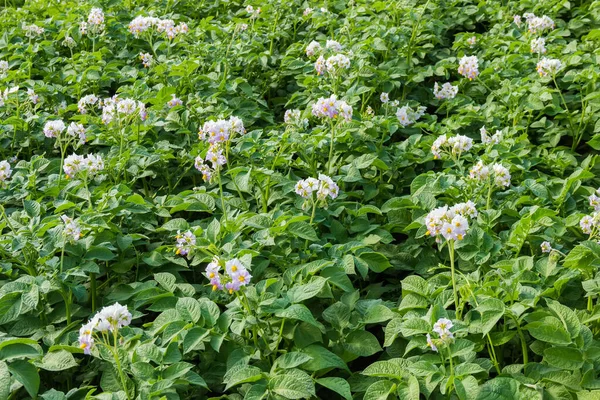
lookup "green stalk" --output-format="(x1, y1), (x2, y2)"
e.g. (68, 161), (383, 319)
(487, 334), (502, 374)
(448, 240), (460, 319)
(551, 76), (578, 151)
(112, 330), (131, 400)
(90, 272), (97, 313)
(217, 167), (227, 222)
(328, 120), (336, 175)
(486, 178), (494, 210)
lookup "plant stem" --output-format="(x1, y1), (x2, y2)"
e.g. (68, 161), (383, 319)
(552, 76), (579, 151)
(217, 167), (227, 222)
(513, 317), (528, 364)
(113, 330), (131, 400)
(486, 179), (494, 210)
(90, 272), (97, 313)
(448, 240), (460, 319)
(487, 334), (502, 374)
(309, 199), (317, 225)
(328, 120), (336, 175)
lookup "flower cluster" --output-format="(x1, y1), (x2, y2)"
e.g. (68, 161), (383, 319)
(480, 126), (502, 145)
(425, 201), (477, 241)
(80, 8), (105, 35)
(101, 96), (147, 124)
(78, 94), (99, 114)
(198, 116), (245, 144)
(513, 15), (522, 26)
(23, 23), (44, 38)
(43, 120), (66, 138)
(433, 82), (458, 100)
(78, 303), (132, 355)
(540, 241), (552, 253)
(467, 36), (476, 47)
(27, 88), (39, 105)
(205, 257), (252, 293)
(295, 174), (340, 202)
(61, 215), (82, 241)
(139, 52), (153, 68)
(306, 40), (321, 57)
(0, 160), (11, 184)
(426, 318), (454, 352)
(284, 109), (308, 128)
(396, 105), (426, 127)
(315, 54), (351, 75)
(245, 5), (261, 18)
(312, 95), (353, 121)
(63, 154), (104, 179)
(523, 13), (555, 34)
(531, 38), (546, 54)
(167, 94), (183, 108)
(589, 189), (600, 212)
(469, 161), (511, 187)
(175, 230), (196, 257)
(0, 86), (18, 107)
(458, 55), (479, 80)
(0, 60), (8, 78)
(128, 16), (188, 39)
(67, 122), (88, 144)
(536, 58), (562, 77)
(431, 134), (473, 159)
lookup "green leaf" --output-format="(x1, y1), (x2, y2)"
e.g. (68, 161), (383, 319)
(455, 375), (480, 400)
(274, 352), (313, 370)
(287, 221), (319, 241)
(161, 218), (189, 231)
(302, 345), (350, 373)
(176, 297), (201, 323)
(183, 327), (209, 354)
(475, 377), (519, 400)
(476, 298), (505, 336)
(286, 277), (327, 303)
(8, 360), (40, 397)
(344, 331), (382, 357)
(0, 342), (42, 361)
(543, 347), (584, 370)
(84, 246), (116, 261)
(154, 272), (177, 292)
(275, 304), (323, 330)
(0, 361), (9, 400)
(525, 317), (572, 345)
(362, 360), (404, 379)
(546, 299), (581, 338)
(35, 350), (78, 372)
(357, 252), (392, 273)
(23, 200), (40, 218)
(198, 298), (220, 326)
(364, 379), (395, 400)
(316, 377), (352, 400)
(223, 364), (263, 390)
(270, 369), (315, 399)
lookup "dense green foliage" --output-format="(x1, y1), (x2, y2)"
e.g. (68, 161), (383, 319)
(1, 0), (600, 399)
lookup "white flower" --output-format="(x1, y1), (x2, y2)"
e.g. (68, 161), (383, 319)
(325, 54), (350, 74)
(432, 134), (472, 158)
(433, 318), (453, 336)
(303, 8), (313, 16)
(467, 36), (476, 47)
(458, 55), (479, 80)
(580, 215), (595, 234)
(61, 215), (81, 241)
(66, 122), (87, 143)
(589, 190), (600, 211)
(175, 230), (196, 256)
(167, 94), (183, 108)
(325, 40), (342, 52)
(434, 82), (458, 100)
(0, 60), (8, 77)
(426, 333), (437, 352)
(480, 126), (503, 145)
(540, 241), (552, 253)
(536, 57), (562, 77)
(531, 38), (546, 54)
(527, 14), (555, 34)
(396, 105), (426, 127)
(43, 120), (66, 138)
(469, 160), (490, 181)
(492, 163), (511, 187)
(380, 92), (389, 103)
(97, 303), (132, 330)
(306, 40), (321, 57)
(0, 160), (12, 183)
(312, 94), (352, 122)
(513, 15), (522, 26)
